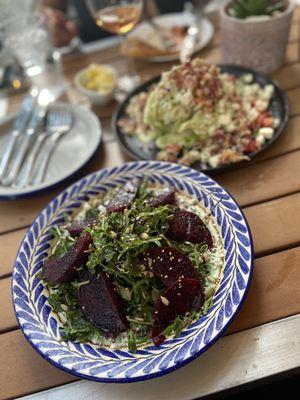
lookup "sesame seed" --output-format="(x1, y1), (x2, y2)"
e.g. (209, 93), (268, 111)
(160, 296), (170, 306)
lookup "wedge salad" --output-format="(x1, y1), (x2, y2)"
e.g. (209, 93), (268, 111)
(42, 178), (225, 351)
(118, 58), (279, 169)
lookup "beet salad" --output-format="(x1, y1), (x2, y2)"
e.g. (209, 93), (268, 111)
(42, 177), (225, 351)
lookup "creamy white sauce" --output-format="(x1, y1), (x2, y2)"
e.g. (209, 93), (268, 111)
(48, 186), (226, 350)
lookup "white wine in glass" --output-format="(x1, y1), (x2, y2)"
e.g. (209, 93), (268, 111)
(86, 0), (143, 92)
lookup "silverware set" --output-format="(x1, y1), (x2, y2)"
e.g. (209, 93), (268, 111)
(0, 93), (73, 188)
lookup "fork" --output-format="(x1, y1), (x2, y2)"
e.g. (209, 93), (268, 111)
(31, 104), (72, 185)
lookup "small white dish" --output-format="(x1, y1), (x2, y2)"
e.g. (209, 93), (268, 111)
(74, 65), (117, 106)
(128, 13), (214, 63)
(0, 104), (102, 199)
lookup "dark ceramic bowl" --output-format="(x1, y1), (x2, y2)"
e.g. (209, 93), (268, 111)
(112, 65), (289, 174)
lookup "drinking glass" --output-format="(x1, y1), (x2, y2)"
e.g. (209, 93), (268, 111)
(3, 14), (56, 78)
(86, 0), (143, 92)
(1, 13), (65, 98)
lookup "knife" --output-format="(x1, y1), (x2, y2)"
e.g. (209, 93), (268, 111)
(1, 105), (46, 186)
(0, 94), (36, 181)
(179, 1), (209, 63)
(179, 24), (201, 64)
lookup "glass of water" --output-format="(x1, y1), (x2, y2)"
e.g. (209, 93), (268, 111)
(2, 13), (56, 78)
(1, 13), (66, 100)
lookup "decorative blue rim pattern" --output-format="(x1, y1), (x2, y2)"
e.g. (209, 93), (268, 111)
(12, 161), (254, 383)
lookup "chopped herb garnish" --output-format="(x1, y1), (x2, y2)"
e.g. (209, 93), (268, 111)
(42, 177), (224, 351)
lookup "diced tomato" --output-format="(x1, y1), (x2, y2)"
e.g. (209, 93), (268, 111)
(262, 117), (274, 127)
(255, 111), (269, 127)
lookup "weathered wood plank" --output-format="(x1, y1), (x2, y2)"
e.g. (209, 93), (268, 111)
(288, 86), (300, 115)
(1, 146), (300, 242)
(272, 63), (300, 90)
(3, 247), (300, 335)
(1, 315), (300, 400)
(0, 331), (76, 400)
(0, 228), (27, 278)
(0, 278), (14, 333)
(228, 247), (300, 333)
(244, 192), (300, 256)
(218, 150), (300, 207)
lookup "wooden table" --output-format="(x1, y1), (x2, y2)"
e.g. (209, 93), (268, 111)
(1, 9), (300, 400)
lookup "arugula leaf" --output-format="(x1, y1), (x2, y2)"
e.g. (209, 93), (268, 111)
(44, 177), (216, 351)
(49, 226), (75, 258)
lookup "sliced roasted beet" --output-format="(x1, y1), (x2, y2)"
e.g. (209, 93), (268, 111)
(167, 210), (213, 248)
(142, 246), (197, 286)
(78, 271), (128, 335)
(149, 188), (175, 207)
(67, 219), (97, 237)
(43, 233), (91, 284)
(67, 221), (85, 237)
(152, 277), (205, 346)
(107, 179), (140, 213)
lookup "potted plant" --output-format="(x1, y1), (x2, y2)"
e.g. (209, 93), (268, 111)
(219, 0), (295, 73)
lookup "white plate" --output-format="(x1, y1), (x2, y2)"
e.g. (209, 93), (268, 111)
(0, 104), (102, 199)
(128, 13), (214, 62)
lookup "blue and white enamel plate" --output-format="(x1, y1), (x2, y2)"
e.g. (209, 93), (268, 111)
(12, 161), (254, 383)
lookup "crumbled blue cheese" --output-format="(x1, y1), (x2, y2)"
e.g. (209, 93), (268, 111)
(258, 127), (274, 139)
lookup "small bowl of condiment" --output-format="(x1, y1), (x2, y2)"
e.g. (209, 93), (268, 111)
(74, 63), (117, 105)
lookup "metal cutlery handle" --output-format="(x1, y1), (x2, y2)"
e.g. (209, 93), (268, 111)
(33, 137), (57, 185)
(16, 133), (46, 188)
(1, 135), (33, 186)
(0, 133), (19, 181)
(0, 94), (36, 182)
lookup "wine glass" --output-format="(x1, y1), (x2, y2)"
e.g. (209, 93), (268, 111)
(86, 0), (143, 92)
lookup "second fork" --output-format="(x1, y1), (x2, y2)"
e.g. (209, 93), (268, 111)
(32, 104), (73, 185)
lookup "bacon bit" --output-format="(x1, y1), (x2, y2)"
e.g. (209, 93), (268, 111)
(243, 140), (258, 154)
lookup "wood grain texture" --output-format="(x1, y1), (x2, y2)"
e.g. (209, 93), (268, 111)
(289, 20), (298, 42)
(228, 247), (300, 333)
(272, 63), (300, 90)
(2, 246), (300, 335)
(244, 192), (300, 256)
(287, 86), (300, 115)
(285, 41), (299, 64)
(0, 278), (14, 333)
(1, 130), (300, 235)
(2, 315), (300, 400)
(0, 331), (76, 400)
(218, 150), (300, 207)
(0, 228), (27, 278)
(293, 6), (300, 21)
